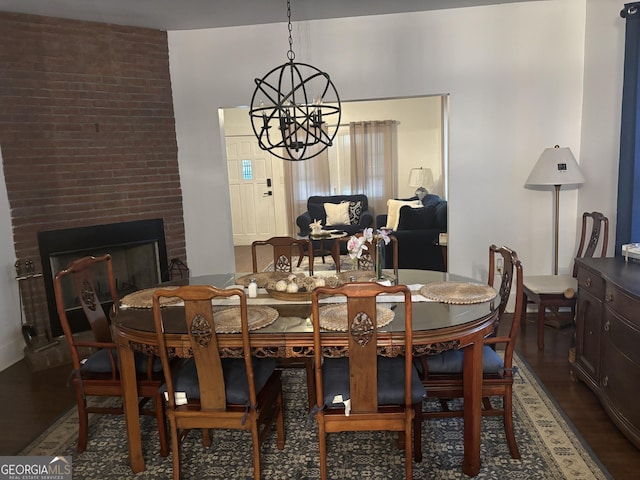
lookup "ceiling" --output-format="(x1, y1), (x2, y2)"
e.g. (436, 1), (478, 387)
(0, 0), (538, 31)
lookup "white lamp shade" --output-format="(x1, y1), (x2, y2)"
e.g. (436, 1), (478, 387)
(408, 167), (434, 189)
(525, 146), (585, 186)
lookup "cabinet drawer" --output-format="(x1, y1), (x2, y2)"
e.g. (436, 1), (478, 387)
(603, 309), (640, 366)
(604, 284), (640, 328)
(601, 339), (640, 434)
(576, 267), (605, 299)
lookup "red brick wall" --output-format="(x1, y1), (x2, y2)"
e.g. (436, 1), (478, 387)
(0, 13), (185, 334)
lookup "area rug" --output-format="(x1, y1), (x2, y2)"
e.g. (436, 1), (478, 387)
(21, 354), (611, 479)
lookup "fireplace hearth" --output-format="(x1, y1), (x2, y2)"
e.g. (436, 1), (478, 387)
(38, 218), (169, 337)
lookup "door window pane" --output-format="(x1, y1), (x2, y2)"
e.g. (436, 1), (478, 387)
(242, 159), (253, 180)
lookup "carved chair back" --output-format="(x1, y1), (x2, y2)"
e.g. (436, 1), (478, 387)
(252, 236), (313, 274)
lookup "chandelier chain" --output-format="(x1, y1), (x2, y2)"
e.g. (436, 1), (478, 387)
(287, 0), (295, 61)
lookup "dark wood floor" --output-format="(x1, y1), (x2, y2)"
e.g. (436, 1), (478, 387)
(1, 248), (638, 478)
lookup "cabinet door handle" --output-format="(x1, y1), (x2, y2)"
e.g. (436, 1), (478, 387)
(602, 375), (609, 387)
(605, 292), (613, 302)
(603, 319), (610, 332)
(584, 277), (592, 288)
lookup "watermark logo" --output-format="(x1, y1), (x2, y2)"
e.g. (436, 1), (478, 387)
(0, 456), (72, 480)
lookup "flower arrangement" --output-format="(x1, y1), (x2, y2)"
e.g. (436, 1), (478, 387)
(309, 219), (323, 235)
(346, 227), (391, 259)
(346, 227), (391, 279)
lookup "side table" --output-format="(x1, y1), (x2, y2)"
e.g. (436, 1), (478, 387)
(297, 231), (347, 268)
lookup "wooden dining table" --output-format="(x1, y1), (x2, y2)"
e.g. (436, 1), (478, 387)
(112, 269), (499, 477)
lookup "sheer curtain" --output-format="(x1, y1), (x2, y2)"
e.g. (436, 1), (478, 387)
(618, 2), (640, 252)
(349, 120), (396, 219)
(283, 148), (331, 233)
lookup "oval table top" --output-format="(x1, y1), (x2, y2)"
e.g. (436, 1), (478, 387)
(113, 269), (500, 354)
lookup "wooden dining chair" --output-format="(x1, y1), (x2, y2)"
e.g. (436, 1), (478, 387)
(310, 282), (425, 480)
(53, 254), (168, 456)
(251, 235), (313, 275)
(414, 245), (523, 460)
(251, 235), (316, 409)
(522, 211), (608, 349)
(152, 285), (285, 480)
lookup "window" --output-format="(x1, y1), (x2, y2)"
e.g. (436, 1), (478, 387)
(242, 159), (253, 180)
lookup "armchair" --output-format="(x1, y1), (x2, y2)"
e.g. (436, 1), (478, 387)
(296, 194), (374, 236)
(296, 195), (374, 256)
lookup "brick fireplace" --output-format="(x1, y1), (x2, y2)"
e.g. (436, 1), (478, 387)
(38, 219), (169, 337)
(0, 13), (187, 345)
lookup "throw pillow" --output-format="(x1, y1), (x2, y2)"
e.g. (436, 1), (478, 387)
(324, 201), (351, 226)
(385, 199), (422, 231)
(343, 200), (362, 225)
(308, 203), (326, 225)
(397, 206), (437, 231)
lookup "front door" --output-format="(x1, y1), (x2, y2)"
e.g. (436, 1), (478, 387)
(226, 136), (277, 245)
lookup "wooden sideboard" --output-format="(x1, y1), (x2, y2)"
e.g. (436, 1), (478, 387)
(573, 257), (640, 449)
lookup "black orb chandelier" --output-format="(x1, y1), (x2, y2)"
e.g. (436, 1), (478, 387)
(249, 0), (341, 161)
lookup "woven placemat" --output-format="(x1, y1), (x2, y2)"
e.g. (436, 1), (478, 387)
(121, 286), (182, 308)
(213, 305), (279, 333)
(235, 271), (290, 287)
(317, 304), (395, 332)
(420, 282), (497, 304)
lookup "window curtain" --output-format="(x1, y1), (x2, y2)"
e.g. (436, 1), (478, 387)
(283, 148), (331, 233)
(618, 3), (640, 252)
(349, 120), (396, 219)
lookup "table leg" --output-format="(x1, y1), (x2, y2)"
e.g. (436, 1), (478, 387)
(331, 241), (341, 271)
(462, 340), (483, 477)
(537, 304), (546, 350)
(117, 342), (145, 473)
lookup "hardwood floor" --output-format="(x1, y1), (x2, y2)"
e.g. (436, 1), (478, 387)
(1, 250), (638, 478)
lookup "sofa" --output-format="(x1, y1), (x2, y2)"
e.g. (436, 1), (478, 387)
(296, 194), (374, 236)
(376, 194), (447, 271)
(296, 194), (374, 256)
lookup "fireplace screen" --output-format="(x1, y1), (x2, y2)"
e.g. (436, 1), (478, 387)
(51, 242), (161, 312)
(38, 219), (169, 337)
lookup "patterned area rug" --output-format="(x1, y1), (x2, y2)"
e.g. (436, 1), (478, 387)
(21, 354), (611, 479)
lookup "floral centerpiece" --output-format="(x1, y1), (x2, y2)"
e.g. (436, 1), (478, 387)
(346, 227), (391, 280)
(309, 219), (323, 236)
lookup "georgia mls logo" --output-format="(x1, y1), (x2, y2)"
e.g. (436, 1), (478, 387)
(0, 456), (72, 480)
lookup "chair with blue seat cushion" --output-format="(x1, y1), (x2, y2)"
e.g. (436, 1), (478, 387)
(152, 285), (285, 480)
(414, 245), (523, 460)
(54, 254), (168, 456)
(310, 282), (425, 480)
(251, 236), (316, 411)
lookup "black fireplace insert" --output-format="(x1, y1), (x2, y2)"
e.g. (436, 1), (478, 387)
(38, 218), (169, 337)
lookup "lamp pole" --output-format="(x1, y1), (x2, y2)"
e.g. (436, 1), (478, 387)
(554, 184), (561, 275)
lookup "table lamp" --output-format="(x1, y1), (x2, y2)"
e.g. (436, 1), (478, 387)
(525, 145), (585, 274)
(408, 167), (434, 200)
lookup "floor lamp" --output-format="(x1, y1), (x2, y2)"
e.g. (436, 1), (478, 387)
(525, 145), (585, 275)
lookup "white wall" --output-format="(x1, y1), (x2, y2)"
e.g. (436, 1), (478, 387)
(578, 0), (624, 252)
(170, 0), (598, 280)
(0, 147), (27, 370)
